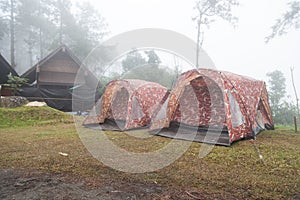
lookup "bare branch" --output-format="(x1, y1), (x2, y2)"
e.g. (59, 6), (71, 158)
(266, 1), (300, 43)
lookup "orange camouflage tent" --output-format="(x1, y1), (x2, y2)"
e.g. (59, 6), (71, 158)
(150, 69), (274, 146)
(83, 79), (169, 130)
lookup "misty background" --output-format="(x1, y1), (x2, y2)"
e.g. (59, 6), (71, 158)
(92, 0), (299, 97)
(0, 0), (299, 124)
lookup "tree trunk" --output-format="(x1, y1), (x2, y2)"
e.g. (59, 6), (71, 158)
(38, 0), (44, 59)
(10, 0), (16, 69)
(59, 0), (63, 45)
(39, 28), (43, 59)
(196, 18), (201, 69)
(28, 42), (33, 67)
(291, 68), (299, 118)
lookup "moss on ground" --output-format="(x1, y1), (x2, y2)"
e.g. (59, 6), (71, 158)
(0, 106), (73, 128)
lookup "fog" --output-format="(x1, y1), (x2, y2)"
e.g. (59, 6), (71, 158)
(85, 0), (299, 99)
(1, 0), (298, 100)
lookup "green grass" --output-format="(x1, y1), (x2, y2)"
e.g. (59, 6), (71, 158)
(0, 106), (300, 199)
(0, 106), (73, 128)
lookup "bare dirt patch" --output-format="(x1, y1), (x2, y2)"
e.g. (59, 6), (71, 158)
(0, 168), (165, 200)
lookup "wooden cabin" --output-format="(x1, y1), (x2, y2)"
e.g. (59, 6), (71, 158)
(21, 45), (98, 89)
(20, 45), (100, 111)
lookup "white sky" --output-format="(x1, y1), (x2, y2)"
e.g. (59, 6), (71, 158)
(86, 0), (300, 99)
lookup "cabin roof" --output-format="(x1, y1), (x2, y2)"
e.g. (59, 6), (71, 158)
(0, 54), (18, 84)
(21, 45), (99, 87)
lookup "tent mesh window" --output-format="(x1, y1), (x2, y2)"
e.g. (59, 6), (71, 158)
(228, 91), (244, 128)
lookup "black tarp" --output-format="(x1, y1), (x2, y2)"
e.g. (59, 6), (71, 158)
(18, 86), (100, 112)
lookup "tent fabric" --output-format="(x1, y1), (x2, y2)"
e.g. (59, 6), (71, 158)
(84, 79), (169, 130)
(150, 69), (274, 145)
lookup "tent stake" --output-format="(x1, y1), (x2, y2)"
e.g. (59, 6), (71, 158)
(250, 139), (266, 166)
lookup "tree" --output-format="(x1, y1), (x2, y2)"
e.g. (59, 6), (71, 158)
(266, 70), (297, 125)
(145, 50), (161, 66)
(267, 70), (286, 108)
(121, 50), (147, 73)
(122, 64), (176, 89)
(3, 74), (28, 94)
(71, 1), (108, 60)
(76, 2), (107, 45)
(0, 0), (19, 69)
(1, 0), (108, 73)
(266, 1), (300, 42)
(278, 100), (297, 125)
(193, 0), (239, 68)
(18, 0), (57, 64)
(9, 0), (16, 69)
(46, 0), (108, 61)
(121, 50), (176, 88)
(47, 0), (74, 46)
(0, 17), (7, 39)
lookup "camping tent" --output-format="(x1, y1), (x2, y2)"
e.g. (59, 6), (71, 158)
(84, 79), (169, 130)
(150, 69), (274, 146)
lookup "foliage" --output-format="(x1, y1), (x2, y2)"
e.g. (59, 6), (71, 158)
(75, 2), (108, 45)
(266, 1), (300, 42)
(122, 64), (176, 89)
(193, 0), (239, 28)
(121, 50), (147, 73)
(266, 70), (286, 107)
(17, 0), (57, 63)
(3, 75), (28, 94)
(277, 101), (298, 125)
(97, 76), (115, 96)
(0, 18), (7, 39)
(121, 50), (177, 88)
(266, 70), (297, 125)
(145, 50), (161, 66)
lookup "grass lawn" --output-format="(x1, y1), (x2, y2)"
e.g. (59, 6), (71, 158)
(0, 106), (300, 199)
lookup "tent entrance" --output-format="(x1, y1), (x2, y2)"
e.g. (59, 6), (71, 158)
(109, 87), (129, 120)
(152, 76), (230, 145)
(151, 122), (230, 146)
(172, 76), (226, 127)
(83, 119), (126, 131)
